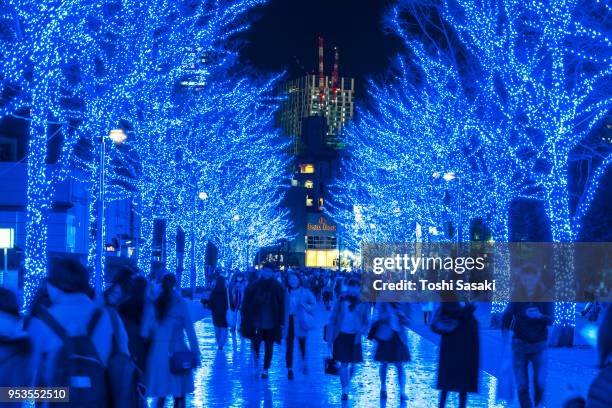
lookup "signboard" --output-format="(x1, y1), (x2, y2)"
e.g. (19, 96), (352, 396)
(306, 215), (336, 234)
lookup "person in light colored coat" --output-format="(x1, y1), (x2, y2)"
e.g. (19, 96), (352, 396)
(27, 258), (113, 408)
(141, 274), (200, 408)
(284, 272), (316, 379)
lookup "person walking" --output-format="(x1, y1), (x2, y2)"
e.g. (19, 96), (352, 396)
(208, 276), (229, 350)
(239, 270), (258, 351)
(228, 272), (246, 333)
(0, 287), (34, 394)
(285, 272), (316, 379)
(502, 265), (554, 408)
(563, 305), (612, 408)
(118, 276), (150, 373)
(436, 293), (480, 408)
(141, 273), (200, 408)
(422, 301), (434, 325)
(243, 264), (285, 379)
(326, 278), (369, 401)
(102, 269), (131, 355)
(322, 276), (334, 311)
(372, 302), (411, 400)
(27, 257), (113, 408)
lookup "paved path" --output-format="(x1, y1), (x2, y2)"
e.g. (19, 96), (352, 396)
(409, 303), (599, 408)
(182, 303), (508, 408)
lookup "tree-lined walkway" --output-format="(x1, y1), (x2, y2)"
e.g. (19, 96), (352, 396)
(185, 304), (506, 407)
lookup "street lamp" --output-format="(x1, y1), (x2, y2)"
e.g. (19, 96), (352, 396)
(96, 129), (127, 296)
(0, 228), (14, 286)
(191, 191), (208, 298)
(433, 171), (462, 242)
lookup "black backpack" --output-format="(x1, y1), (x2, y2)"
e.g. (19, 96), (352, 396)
(39, 308), (107, 408)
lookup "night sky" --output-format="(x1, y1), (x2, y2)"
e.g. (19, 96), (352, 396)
(239, 0), (403, 99)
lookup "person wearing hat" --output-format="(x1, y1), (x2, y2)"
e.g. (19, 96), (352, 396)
(0, 287), (34, 391)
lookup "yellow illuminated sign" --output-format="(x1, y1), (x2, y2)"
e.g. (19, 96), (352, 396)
(307, 216), (336, 232)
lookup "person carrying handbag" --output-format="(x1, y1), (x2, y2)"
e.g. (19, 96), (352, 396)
(371, 302), (411, 401)
(141, 274), (200, 408)
(325, 279), (369, 401)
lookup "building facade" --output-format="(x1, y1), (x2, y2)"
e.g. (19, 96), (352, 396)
(282, 116), (344, 268)
(278, 74), (355, 153)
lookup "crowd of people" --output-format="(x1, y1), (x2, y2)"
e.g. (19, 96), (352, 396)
(0, 258), (610, 408)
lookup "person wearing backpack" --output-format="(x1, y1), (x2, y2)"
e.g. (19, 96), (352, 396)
(0, 287), (34, 398)
(141, 273), (200, 408)
(28, 257), (113, 408)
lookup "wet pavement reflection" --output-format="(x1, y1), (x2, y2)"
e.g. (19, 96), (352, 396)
(184, 305), (508, 408)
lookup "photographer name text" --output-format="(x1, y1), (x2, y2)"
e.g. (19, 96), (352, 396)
(371, 279), (497, 292)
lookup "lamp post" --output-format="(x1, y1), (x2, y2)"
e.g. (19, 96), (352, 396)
(96, 129), (127, 296)
(433, 171), (462, 242)
(0, 228), (15, 287)
(191, 191), (208, 299)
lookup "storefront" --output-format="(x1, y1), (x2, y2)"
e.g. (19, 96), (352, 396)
(304, 214), (338, 268)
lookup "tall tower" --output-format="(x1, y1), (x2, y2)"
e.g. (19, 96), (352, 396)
(277, 38), (355, 153)
(318, 36), (326, 113)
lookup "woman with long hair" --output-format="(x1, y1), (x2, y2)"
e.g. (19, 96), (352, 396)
(118, 276), (149, 373)
(208, 276), (229, 350)
(372, 302), (411, 400)
(326, 278), (369, 401)
(436, 291), (479, 408)
(284, 272), (316, 379)
(141, 274), (200, 408)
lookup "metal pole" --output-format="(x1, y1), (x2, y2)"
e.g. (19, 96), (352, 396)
(95, 135), (106, 296)
(458, 177), (462, 243)
(2, 248), (6, 286)
(337, 225), (341, 273)
(191, 196), (196, 299)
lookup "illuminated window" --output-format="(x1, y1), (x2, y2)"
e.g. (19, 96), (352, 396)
(300, 164), (315, 173)
(306, 195), (314, 206)
(291, 179), (299, 187)
(304, 180), (314, 189)
(318, 198), (324, 208)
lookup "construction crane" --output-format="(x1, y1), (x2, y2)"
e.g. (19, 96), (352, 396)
(318, 35), (326, 114)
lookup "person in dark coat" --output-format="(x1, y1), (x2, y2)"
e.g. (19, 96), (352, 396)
(208, 276), (229, 350)
(563, 305), (612, 408)
(242, 264), (285, 379)
(372, 302), (411, 401)
(239, 271), (259, 341)
(502, 265), (554, 408)
(118, 276), (150, 373)
(436, 292), (479, 408)
(0, 288), (34, 393)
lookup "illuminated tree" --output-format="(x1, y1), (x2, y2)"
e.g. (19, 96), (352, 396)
(0, 0), (112, 301)
(440, 0), (611, 340)
(335, 0), (610, 339)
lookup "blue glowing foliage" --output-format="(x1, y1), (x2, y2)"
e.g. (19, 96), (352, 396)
(333, 0), (610, 328)
(1, 0), (291, 299)
(0, 0), (120, 302)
